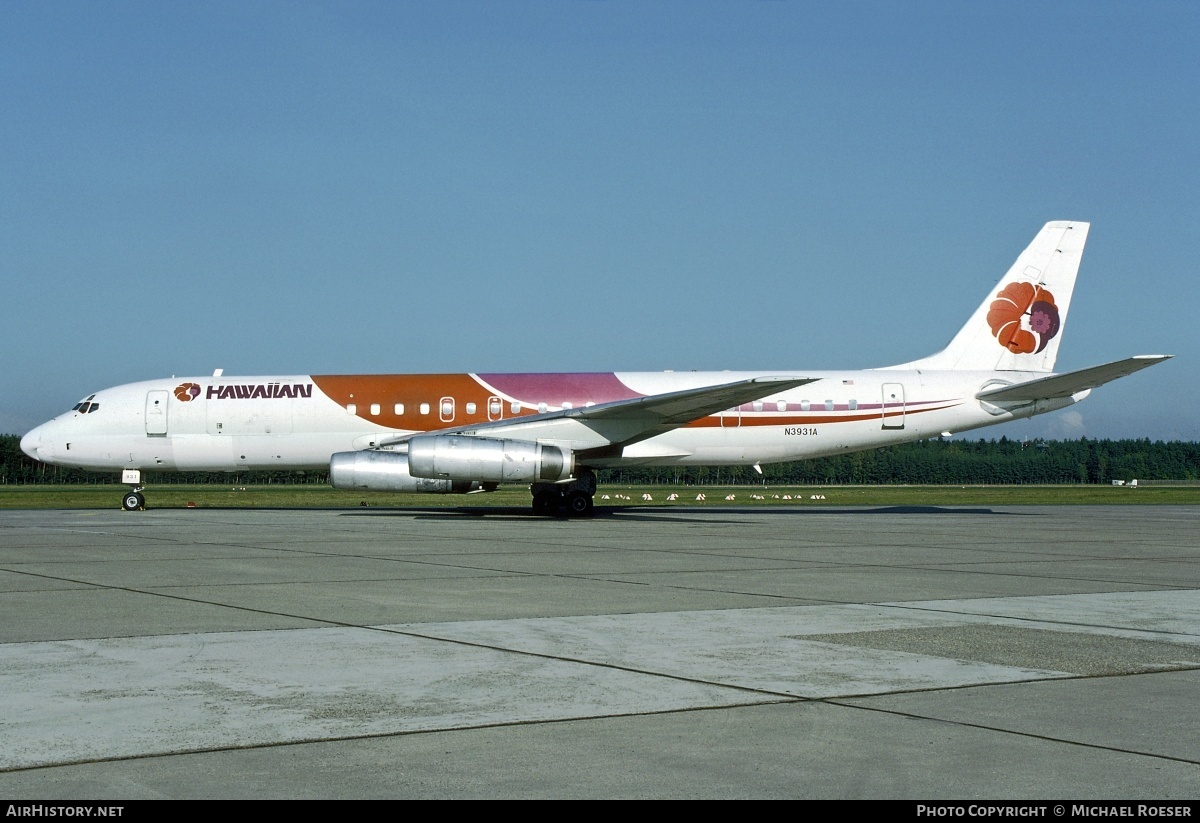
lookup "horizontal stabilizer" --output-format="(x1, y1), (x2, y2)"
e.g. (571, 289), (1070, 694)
(976, 355), (1172, 403)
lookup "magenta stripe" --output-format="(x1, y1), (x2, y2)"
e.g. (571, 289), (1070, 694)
(476, 373), (643, 406)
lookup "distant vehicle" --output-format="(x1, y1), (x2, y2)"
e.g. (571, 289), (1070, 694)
(21, 221), (1170, 515)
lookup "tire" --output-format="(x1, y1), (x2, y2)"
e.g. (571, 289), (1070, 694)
(566, 490), (594, 517)
(121, 491), (143, 511)
(531, 490), (557, 516)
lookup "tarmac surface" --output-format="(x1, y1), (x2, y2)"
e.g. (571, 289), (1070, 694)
(0, 503), (1198, 799)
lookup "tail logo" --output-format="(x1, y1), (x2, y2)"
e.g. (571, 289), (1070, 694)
(986, 282), (1060, 354)
(174, 382), (202, 402)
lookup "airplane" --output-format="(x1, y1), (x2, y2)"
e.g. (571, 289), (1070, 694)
(20, 221), (1171, 516)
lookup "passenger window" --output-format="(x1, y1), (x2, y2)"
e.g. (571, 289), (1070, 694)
(370, 403), (380, 416)
(776, 400), (787, 412)
(394, 403), (404, 415)
(537, 402), (548, 414)
(510, 401), (521, 414)
(800, 401), (810, 412)
(420, 403), (430, 415)
(849, 399), (858, 411)
(824, 399), (834, 411)
(346, 404), (357, 415)
(490, 398), (502, 416)
(466, 402), (477, 415)
(752, 401), (763, 412)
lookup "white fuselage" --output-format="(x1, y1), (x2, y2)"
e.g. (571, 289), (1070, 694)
(19, 368), (1073, 475)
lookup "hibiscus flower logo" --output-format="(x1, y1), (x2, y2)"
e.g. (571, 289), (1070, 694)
(174, 382), (202, 402)
(986, 282), (1060, 354)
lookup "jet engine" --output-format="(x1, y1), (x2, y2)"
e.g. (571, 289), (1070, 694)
(329, 435), (573, 492)
(329, 449), (488, 493)
(407, 435), (573, 483)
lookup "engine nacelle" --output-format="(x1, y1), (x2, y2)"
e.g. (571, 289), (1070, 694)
(329, 450), (488, 493)
(407, 435), (573, 483)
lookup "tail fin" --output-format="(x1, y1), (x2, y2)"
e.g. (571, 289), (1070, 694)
(901, 221), (1089, 373)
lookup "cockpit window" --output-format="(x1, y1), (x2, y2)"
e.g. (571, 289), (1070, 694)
(72, 395), (100, 414)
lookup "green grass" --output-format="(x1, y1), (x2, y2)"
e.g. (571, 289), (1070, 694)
(0, 483), (1197, 509)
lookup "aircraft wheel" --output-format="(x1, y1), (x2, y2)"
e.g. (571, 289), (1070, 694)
(121, 491), (145, 511)
(531, 490), (557, 516)
(566, 490), (594, 517)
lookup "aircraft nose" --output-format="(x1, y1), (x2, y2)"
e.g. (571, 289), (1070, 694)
(20, 427), (44, 461)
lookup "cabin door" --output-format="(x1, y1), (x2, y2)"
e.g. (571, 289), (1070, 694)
(145, 390), (169, 436)
(881, 383), (906, 430)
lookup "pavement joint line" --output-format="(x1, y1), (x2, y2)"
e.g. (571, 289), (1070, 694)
(0, 568), (819, 701)
(7, 560), (1195, 619)
(367, 622), (822, 701)
(2, 557), (852, 601)
(0, 698), (806, 775)
(556, 574), (842, 603)
(879, 600), (1200, 641)
(16, 670), (1198, 775)
(565, 560), (1200, 582)
(0, 565), (531, 590)
(873, 563), (1200, 590)
(527, 571), (1169, 609)
(822, 695), (1200, 767)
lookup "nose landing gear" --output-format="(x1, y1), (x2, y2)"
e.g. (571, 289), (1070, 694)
(120, 469), (146, 511)
(121, 489), (146, 511)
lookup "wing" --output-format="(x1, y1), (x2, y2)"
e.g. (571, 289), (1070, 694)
(372, 376), (818, 455)
(976, 355), (1172, 404)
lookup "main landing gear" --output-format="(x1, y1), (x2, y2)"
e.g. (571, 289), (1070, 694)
(531, 469), (596, 518)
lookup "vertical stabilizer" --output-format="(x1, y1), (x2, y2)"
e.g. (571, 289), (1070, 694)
(900, 221), (1089, 373)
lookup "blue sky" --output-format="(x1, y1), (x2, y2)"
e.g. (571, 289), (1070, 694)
(3, 1), (1197, 441)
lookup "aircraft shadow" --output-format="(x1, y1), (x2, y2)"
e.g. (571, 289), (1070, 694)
(337, 504), (1031, 522)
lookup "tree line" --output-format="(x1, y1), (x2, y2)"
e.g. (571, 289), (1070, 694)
(2, 434), (1198, 487)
